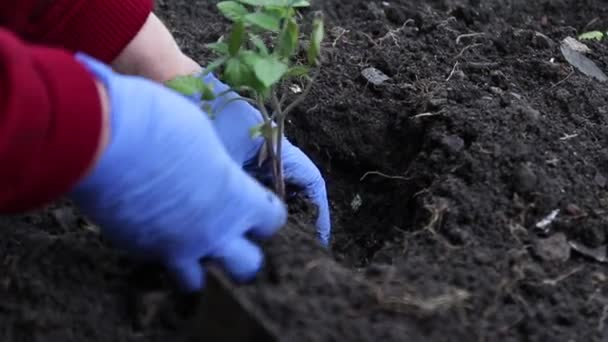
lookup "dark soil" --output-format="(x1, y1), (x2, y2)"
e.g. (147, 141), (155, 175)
(2, 0), (608, 341)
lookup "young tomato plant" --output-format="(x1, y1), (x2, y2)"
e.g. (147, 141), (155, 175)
(166, 0), (324, 199)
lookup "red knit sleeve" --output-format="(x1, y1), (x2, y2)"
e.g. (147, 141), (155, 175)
(0, 0), (154, 63)
(0, 29), (103, 213)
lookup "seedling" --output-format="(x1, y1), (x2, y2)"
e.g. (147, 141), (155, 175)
(166, 0), (324, 199)
(578, 31), (606, 41)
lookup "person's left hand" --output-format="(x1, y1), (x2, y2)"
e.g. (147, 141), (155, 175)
(188, 72), (331, 246)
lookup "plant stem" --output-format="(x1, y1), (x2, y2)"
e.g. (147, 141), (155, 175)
(282, 73), (317, 117)
(214, 96), (257, 115)
(257, 95), (282, 197)
(275, 115), (286, 199)
(271, 90), (286, 199)
(257, 95), (271, 121)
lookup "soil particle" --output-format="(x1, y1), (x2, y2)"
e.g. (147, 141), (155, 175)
(513, 163), (538, 194)
(2, 0), (608, 341)
(533, 233), (571, 262)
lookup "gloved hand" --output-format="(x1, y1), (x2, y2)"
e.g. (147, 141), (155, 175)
(189, 71), (331, 246)
(68, 54), (287, 292)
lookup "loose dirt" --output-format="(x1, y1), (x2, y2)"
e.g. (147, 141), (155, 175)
(1, 0), (608, 341)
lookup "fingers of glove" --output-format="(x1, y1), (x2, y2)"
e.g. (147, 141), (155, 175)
(165, 258), (206, 293)
(240, 177), (288, 240)
(313, 185), (332, 247)
(211, 237), (263, 283)
(281, 139), (332, 244)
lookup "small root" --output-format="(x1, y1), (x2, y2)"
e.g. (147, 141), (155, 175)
(456, 32), (486, 44)
(360, 171), (412, 182)
(454, 43), (482, 60)
(420, 199), (449, 236)
(559, 133), (579, 141)
(378, 19), (415, 47)
(437, 16), (459, 34)
(445, 61), (460, 82)
(378, 288), (471, 316)
(507, 221), (528, 244)
(331, 27), (349, 47)
(540, 266), (584, 286)
(411, 109), (446, 120)
(414, 198), (461, 250)
(550, 67), (575, 90)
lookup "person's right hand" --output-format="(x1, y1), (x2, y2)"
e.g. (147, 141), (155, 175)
(68, 53), (287, 292)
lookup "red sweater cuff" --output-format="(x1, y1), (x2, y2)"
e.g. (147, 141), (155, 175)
(30, 0), (154, 63)
(0, 45), (102, 213)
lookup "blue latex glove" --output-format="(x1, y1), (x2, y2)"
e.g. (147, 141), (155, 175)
(68, 54), (287, 292)
(188, 71), (331, 246)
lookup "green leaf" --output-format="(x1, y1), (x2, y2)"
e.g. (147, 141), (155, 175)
(308, 12), (324, 66)
(578, 31), (604, 41)
(202, 57), (228, 76)
(206, 42), (229, 55)
(277, 17), (299, 58)
(263, 6), (290, 18)
(165, 76), (208, 96)
(249, 34), (269, 55)
(244, 12), (281, 32)
(289, 0), (310, 7)
(236, 0), (307, 8)
(285, 65), (310, 77)
(252, 56), (288, 88)
(217, 1), (249, 21)
(237, 0), (286, 7)
(237, 52), (270, 92)
(224, 56), (259, 90)
(228, 21), (246, 56)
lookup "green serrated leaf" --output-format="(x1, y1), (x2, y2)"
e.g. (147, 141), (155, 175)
(252, 56), (288, 88)
(237, 52), (270, 92)
(308, 12), (324, 66)
(285, 65), (310, 77)
(165, 76), (207, 96)
(249, 34), (269, 55)
(217, 1), (249, 21)
(206, 42), (229, 55)
(228, 21), (246, 56)
(224, 57), (248, 88)
(244, 12), (281, 32)
(277, 17), (299, 58)
(578, 31), (604, 41)
(223, 55), (265, 91)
